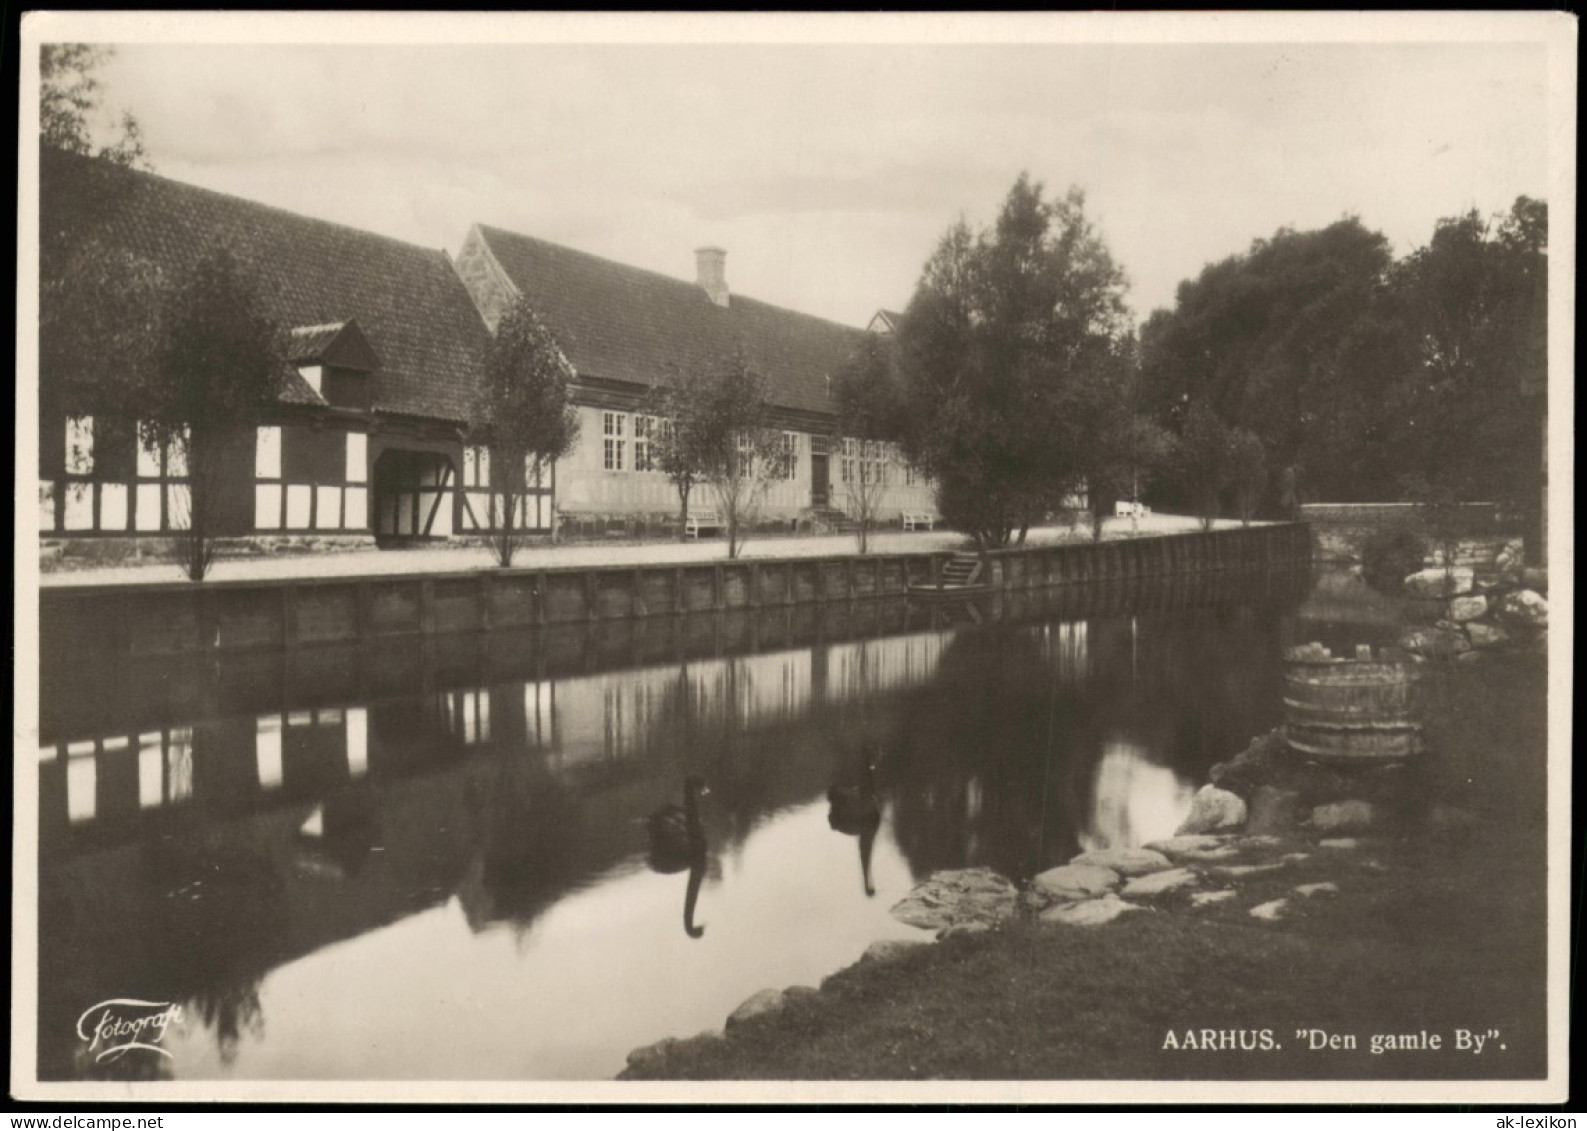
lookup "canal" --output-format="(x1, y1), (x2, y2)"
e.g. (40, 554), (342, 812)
(38, 564), (1366, 1081)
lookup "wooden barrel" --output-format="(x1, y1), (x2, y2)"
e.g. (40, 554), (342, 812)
(1284, 647), (1421, 762)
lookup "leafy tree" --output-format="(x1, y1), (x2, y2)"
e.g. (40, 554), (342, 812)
(1139, 218), (1397, 506)
(1384, 198), (1547, 515)
(831, 336), (906, 553)
(472, 297), (581, 567)
(647, 367), (713, 544)
(138, 250), (285, 581)
(1170, 402), (1234, 531)
(1227, 428), (1267, 525)
(40, 44), (147, 167)
(656, 353), (787, 560)
(895, 175), (1131, 549)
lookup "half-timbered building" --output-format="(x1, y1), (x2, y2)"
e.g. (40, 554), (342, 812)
(37, 149), (933, 556)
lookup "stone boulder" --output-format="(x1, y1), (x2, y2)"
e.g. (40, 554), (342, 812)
(1520, 567), (1548, 593)
(1404, 567), (1474, 599)
(1466, 621), (1510, 649)
(1039, 893), (1145, 927)
(726, 988), (787, 1029)
(1244, 786), (1304, 836)
(1311, 800), (1377, 833)
(1494, 539), (1525, 576)
(1295, 882), (1339, 898)
(1175, 785), (1248, 836)
(888, 867), (1019, 931)
(1030, 863), (1120, 904)
(1398, 626), (1471, 659)
(1120, 867), (1200, 898)
(1499, 589), (1547, 629)
(1068, 847), (1173, 877)
(1145, 835), (1238, 862)
(625, 1037), (680, 1071)
(1190, 890), (1237, 908)
(1249, 899), (1289, 921)
(1211, 862), (1285, 879)
(1447, 595), (1488, 623)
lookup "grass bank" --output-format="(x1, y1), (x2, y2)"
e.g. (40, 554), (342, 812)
(623, 652), (1549, 1081)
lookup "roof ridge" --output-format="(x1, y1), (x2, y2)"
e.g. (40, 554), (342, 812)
(46, 147), (453, 264)
(476, 223), (866, 333)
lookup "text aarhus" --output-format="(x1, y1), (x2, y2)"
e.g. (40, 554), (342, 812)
(1161, 1029), (1278, 1051)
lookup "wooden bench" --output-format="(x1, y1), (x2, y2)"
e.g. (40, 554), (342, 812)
(685, 510), (723, 538)
(902, 512), (937, 532)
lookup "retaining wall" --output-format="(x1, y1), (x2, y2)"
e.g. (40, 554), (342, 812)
(40, 522), (1311, 658)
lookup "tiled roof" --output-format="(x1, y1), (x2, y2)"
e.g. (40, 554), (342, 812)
(475, 226), (869, 418)
(41, 148), (488, 423)
(286, 322), (349, 362)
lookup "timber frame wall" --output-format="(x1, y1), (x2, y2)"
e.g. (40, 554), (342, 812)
(42, 524), (1311, 659)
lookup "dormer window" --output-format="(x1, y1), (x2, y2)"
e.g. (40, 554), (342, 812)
(286, 320), (380, 411)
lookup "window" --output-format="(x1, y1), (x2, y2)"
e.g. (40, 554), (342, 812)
(634, 415), (655, 472)
(463, 447), (477, 488)
(65, 416), (94, 475)
(603, 412), (626, 471)
(840, 437), (856, 484)
(865, 441), (887, 486)
(524, 454), (543, 490)
(779, 432), (799, 480)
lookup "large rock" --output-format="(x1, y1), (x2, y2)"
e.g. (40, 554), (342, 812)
(1146, 835), (1239, 862)
(1311, 800), (1377, 832)
(1467, 621), (1511, 649)
(1499, 589), (1547, 629)
(1398, 626), (1471, 659)
(1068, 847), (1173, 877)
(1190, 889), (1238, 908)
(1211, 862), (1286, 879)
(1494, 540), (1525, 577)
(1175, 785), (1248, 836)
(1447, 595), (1488, 622)
(1295, 882), (1339, 898)
(1249, 899), (1289, 921)
(1244, 786), (1304, 836)
(1120, 867), (1200, 898)
(888, 867), (1019, 930)
(1520, 567), (1548, 593)
(726, 989), (787, 1029)
(1031, 863), (1120, 904)
(625, 1037), (680, 1070)
(1040, 893), (1146, 927)
(1404, 567), (1474, 599)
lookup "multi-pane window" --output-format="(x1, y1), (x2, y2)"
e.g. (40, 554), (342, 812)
(603, 412), (626, 471)
(633, 415), (656, 472)
(65, 416), (94, 475)
(840, 437), (857, 484)
(778, 432), (799, 480)
(864, 440), (887, 486)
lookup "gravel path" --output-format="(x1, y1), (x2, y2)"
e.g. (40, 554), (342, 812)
(39, 514), (1235, 588)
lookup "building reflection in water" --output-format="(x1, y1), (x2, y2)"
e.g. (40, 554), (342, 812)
(37, 571), (1309, 1080)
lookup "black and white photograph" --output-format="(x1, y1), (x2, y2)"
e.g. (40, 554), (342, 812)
(12, 11), (1573, 1105)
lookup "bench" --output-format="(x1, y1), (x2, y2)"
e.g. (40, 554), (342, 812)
(1114, 501), (1152, 518)
(903, 512), (937, 532)
(685, 509), (723, 538)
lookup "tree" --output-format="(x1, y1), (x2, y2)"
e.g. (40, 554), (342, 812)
(831, 336), (906, 553)
(41, 44), (146, 167)
(137, 249), (285, 581)
(1384, 198), (1547, 514)
(1138, 218), (1398, 506)
(1227, 428), (1267, 525)
(895, 176), (1131, 549)
(656, 352), (787, 560)
(471, 297), (581, 567)
(647, 367), (712, 544)
(1170, 402), (1235, 531)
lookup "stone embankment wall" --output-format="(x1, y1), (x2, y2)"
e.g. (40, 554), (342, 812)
(1301, 502), (1510, 565)
(41, 523), (1311, 658)
(1395, 553), (1549, 661)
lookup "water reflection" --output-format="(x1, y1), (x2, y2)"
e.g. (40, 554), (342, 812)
(38, 568), (1315, 1080)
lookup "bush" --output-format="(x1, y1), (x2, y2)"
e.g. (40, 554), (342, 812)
(1360, 527), (1426, 594)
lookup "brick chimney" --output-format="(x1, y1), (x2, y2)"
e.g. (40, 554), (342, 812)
(695, 247), (728, 307)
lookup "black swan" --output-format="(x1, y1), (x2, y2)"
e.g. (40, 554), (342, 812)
(682, 856), (707, 939)
(827, 761), (880, 827)
(647, 775), (709, 873)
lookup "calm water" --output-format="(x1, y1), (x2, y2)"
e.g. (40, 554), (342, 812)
(38, 566), (1359, 1081)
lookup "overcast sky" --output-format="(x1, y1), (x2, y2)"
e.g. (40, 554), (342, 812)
(81, 33), (1550, 328)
